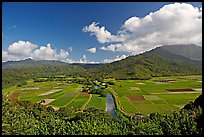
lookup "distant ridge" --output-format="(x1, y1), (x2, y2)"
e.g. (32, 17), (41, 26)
(160, 44), (202, 61)
(146, 44), (202, 67)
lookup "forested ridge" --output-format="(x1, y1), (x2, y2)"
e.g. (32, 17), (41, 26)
(2, 63), (85, 89)
(82, 53), (202, 80)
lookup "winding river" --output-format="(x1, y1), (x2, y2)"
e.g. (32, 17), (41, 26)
(106, 93), (120, 120)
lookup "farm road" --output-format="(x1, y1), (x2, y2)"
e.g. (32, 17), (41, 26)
(81, 94), (93, 111)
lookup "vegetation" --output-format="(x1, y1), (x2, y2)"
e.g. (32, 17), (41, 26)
(2, 45), (202, 135)
(2, 94), (202, 135)
(2, 59), (85, 89)
(81, 53), (201, 80)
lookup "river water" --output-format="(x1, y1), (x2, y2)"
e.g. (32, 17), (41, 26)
(106, 93), (120, 120)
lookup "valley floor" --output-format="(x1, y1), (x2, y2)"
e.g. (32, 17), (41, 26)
(3, 75), (202, 116)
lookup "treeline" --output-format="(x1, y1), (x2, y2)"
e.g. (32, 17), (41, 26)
(2, 94), (202, 135)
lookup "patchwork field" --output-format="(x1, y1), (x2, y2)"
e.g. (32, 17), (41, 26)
(3, 75), (202, 116)
(3, 80), (106, 111)
(109, 75), (202, 115)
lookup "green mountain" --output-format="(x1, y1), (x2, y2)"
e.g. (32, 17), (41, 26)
(71, 63), (104, 69)
(2, 59), (85, 88)
(2, 44), (202, 86)
(83, 45), (202, 80)
(3, 58), (71, 68)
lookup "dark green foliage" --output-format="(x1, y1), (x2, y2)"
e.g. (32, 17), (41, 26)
(2, 94), (202, 135)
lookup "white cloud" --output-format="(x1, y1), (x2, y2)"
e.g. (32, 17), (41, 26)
(103, 54), (127, 63)
(2, 41), (70, 62)
(2, 50), (19, 62)
(87, 47), (96, 53)
(32, 43), (57, 60)
(8, 41), (38, 57)
(55, 49), (69, 60)
(83, 22), (125, 43)
(83, 22), (112, 43)
(84, 3), (202, 54)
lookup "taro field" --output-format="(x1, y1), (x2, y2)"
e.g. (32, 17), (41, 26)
(3, 75), (202, 115)
(3, 79), (106, 111)
(108, 75), (202, 115)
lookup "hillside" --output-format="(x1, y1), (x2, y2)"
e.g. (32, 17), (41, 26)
(160, 44), (202, 61)
(144, 46), (202, 67)
(83, 45), (202, 80)
(2, 59), (85, 88)
(71, 63), (104, 69)
(3, 58), (73, 68)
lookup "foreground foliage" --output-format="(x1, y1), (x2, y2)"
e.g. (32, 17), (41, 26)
(2, 95), (202, 135)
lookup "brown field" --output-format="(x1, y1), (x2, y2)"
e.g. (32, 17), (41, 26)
(52, 106), (60, 110)
(166, 88), (195, 92)
(40, 99), (55, 105)
(79, 92), (89, 96)
(130, 87), (141, 90)
(8, 91), (20, 102)
(39, 89), (62, 96)
(126, 95), (145, 101)
(21, 87), (39, 90)
(135, 82), (145, 84)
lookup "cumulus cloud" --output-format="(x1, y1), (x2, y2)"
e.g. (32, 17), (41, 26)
(87, 47), (96, 53)
(8, 41), (38, 57)
(2, 41), (69, 62)
(84, 3), (202, 54)
(83, 22), (125, 43)
(103, 54), (127, 63)
(2, 50), (19, 62)
(83, 22), (112, 43)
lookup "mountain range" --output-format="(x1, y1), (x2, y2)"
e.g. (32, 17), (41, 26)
(2, 44), (202, 86)
(82, 44), (202, 79)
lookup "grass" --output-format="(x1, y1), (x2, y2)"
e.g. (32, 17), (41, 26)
(86, 94), (106, 110)
(135, 103), (180, 115)
(65, 95), (90, 109)
(50, 97), (74, 106)
(110, 75), (202, 97)
(157, 93), (201, 105)
(109, 75), (202, 115)
(118, 96), (140, 114)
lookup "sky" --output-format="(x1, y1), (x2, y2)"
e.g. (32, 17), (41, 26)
(2, 2), (202, 63)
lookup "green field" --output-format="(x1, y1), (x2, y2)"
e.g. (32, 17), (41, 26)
(109, 75), (202, 115)
(65, 95), (90, 109)
(3, 75), (202, 116)
(86, 94), (106, 110)
(50, 96), (76, 107)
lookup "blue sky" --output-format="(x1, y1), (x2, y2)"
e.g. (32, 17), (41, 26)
(2, 2), (202, 63)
